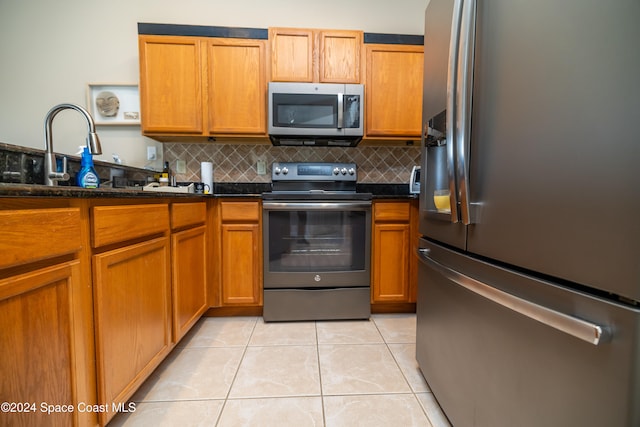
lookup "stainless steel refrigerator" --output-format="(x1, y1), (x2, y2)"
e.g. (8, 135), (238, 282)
(416, 1), (640, 426)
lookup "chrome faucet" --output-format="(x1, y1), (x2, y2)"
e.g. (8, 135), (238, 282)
(44, 103), (103, 186)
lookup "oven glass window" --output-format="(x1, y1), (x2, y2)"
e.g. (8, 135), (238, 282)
(267, 210), (367, 272)
(273, 94), (337, 128)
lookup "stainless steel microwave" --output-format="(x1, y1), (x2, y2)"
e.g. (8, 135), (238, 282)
(268, 82), (364, 146)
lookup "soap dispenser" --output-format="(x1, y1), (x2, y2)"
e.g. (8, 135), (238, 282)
(77, 147), (100, 188)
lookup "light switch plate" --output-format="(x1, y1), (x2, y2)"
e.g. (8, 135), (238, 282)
(257, 159), (266, 175)
(146, 146), (157, 161)
(176, 159), (186, 174)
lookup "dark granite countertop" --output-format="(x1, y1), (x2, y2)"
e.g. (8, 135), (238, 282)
(0, 182), (416, 199)
(0, 183), (209, 198)
(357, 183), (417, 199)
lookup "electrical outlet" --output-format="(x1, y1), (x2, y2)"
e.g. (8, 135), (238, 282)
(176, 159), (186, 174)
(256, 159), (266, 175)
(146, 146), (157, 161)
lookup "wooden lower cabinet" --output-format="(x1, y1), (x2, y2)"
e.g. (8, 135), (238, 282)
(220, 222), (261, 305)
(93, 236), (171, 426)
(371, 200), (418, 307)
(1, 198), (214, 426)
(0, 204), (97, 427)
(217, 200), (262, 307)
(373, 222), (411, 301)
(172, 225), (208, 341)
(0, 262), (80, 427)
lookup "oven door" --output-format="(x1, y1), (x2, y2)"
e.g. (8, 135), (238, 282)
(262, 200), (371, 289)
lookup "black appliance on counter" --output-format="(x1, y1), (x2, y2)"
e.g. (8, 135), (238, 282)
(262, 162), (372, 321)
(416, 1), (640, 426)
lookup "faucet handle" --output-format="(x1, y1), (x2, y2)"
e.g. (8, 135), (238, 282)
(48, 156), (70, 182)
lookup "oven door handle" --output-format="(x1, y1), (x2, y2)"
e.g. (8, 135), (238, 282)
(263, 201), (372, 211)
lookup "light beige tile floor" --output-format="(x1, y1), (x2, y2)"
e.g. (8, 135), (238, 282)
(109, 313), (451, 427)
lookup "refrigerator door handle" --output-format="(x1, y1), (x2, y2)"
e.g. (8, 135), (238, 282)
(456, 0), (477, 225)
(445, 0), (464, 223)
(418, 248), (609, 345)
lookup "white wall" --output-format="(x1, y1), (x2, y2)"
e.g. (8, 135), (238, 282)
(0, 0), (426, 168)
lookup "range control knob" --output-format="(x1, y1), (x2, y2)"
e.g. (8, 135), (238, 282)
(340, 168), (348, 175)
(348, 168), (356, 175)
(274, 167), (281, 175)
(282, 167), (289, 175)
(333, 167), (340, 175)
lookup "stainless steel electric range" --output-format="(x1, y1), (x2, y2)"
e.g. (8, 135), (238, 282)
(262, 162), (372, 322)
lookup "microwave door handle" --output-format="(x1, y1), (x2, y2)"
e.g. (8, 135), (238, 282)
(337, 93), (344, 129)
(456, 0), (477, 225)
(446, 0), (464, 223)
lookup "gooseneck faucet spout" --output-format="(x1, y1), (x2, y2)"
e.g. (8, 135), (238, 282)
(44, 103), (103, 186)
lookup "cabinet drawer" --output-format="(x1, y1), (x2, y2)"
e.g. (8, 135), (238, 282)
(0, 208), (81, 269)
(374, 201), (411, 222)
(92, 204), (169, 248)
(220, 201), (260, 222)
(171, 202), (206, 230)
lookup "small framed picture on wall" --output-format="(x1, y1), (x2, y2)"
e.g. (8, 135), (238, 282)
(87, 83), (140, 125)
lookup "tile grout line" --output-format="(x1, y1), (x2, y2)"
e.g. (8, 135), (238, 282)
(214, 316), (260, 427)
(371, 315), (435, 426)
(314, 321), (328, 427)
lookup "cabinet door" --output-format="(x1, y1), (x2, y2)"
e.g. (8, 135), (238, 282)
(206, 38), (267, 135)
(172, 226), (208, 342)
(93, 237), (171, 425)
(0, 262), (79, 427)
(269, 28), (314, 82)
(318, 30), (362, 83)
(365, 44), (424, 137)
(221, 223), (261, 305)
(139, 35), (204, 134)
(372, 223), (411, 302)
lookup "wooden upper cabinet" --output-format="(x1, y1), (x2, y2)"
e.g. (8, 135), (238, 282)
(269, 27), (363, 83)
(318, 30), (362, 83)
(364, 43), (424, 138)
(138, 34), (267, 137)
(205, 38), (267, 135)
(138, 35), (204, 134)
(269, 28), (314, 82)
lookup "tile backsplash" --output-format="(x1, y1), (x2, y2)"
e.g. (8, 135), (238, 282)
(163, 143), (421, 183)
